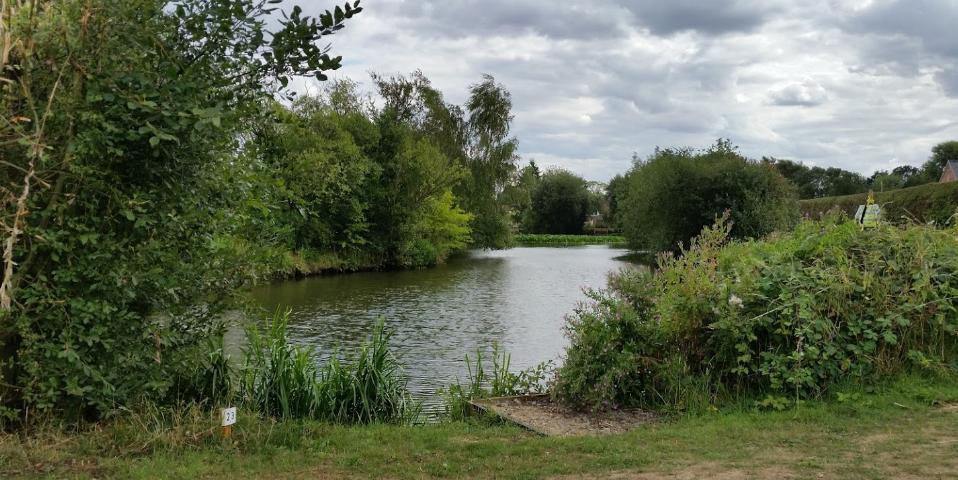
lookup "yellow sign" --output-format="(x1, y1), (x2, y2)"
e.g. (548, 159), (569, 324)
(856, 191), (880, 229)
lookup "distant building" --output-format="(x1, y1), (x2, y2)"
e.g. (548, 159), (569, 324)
(940, 161), (958, 183)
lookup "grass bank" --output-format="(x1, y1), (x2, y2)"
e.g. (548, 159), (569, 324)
(514, 234), (626, 246)
(800, 180), (958, 225)
(3, 376), (957, 479)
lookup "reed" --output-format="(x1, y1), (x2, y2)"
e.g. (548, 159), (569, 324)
(240, 309), (419, 424)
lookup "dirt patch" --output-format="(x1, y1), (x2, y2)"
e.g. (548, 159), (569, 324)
(471, 395), (657, 437)
(550, 462), (798, 479)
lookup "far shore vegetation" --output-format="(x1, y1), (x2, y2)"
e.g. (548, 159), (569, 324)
(3, 1), (958, 479)
(513, 234), (626, 246)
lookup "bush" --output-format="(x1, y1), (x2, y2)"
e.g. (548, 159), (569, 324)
(621, 140), (799, 252)
(800, 181), (958, 226)
(553, 214), (958, 412)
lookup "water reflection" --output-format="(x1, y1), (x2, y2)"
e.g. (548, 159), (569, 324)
(250, 245), (639, 410)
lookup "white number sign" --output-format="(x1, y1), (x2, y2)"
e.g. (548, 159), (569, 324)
(221, 407), (237, 427)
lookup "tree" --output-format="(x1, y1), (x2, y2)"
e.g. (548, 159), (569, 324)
(500, 160), (540, 230)
(920, 141), (958, 181)
(622, 140), (799, 252)
(371, 71), (519, 249)
(527, 169), (591, 234)
(869, 170), (906, 191)
(764, 158), (869, 199)
(0, 0), (360, 418)
(605, 174), (629, 231)
(463, 75), (520, 248)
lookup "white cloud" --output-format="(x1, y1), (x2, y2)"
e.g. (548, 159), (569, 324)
(768, 78), (829, 106)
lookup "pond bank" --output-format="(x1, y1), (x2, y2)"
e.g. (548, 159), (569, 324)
(3, 376), (956, 479)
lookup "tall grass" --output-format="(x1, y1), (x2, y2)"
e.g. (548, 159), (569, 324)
(315, 323), (421, 424)
(241, 310), (419, 424)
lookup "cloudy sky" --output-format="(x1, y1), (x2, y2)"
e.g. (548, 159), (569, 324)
(296, 0), (958, 182)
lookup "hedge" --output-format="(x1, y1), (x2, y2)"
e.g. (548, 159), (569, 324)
(800, 181), (958, 225)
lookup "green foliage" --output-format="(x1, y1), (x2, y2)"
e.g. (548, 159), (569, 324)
(371, 71), (519, 250)
(764, 157), (871, 198)
(766, 141), (958, 199)
(398, 191), (473, 267)
(441, 345), (552, 421)
(621, 140), (799, 252)
(245, 88), (476, 270)
(605, 173), (629, 231)
(251, 98), (375, 254)
(800, 180), (958, 225)
(462, 75), (520, 248)
(500, 160), (541, 231)
(241, 310), (419, 424)
(526, 169), (592, 234)
(514, 234), (626, 246)
(554, 215), (958, 412)
(0, 0), (359, 420)
(1, 0), (529, 423)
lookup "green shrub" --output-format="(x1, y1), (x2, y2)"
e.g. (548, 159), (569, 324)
(800, 181), (958, 225)
(620, 140), (799, 252)
(553, 214), (958, 412)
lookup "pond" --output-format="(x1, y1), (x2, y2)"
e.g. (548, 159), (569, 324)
(249, 245), (639, 412)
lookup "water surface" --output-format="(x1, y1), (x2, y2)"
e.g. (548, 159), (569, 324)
(250, 246), (637, 409)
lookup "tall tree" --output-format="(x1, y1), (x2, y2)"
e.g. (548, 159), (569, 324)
(500, 160), (540, 231)
(463, 75), (519, 248)
(527, 169), (591, 234)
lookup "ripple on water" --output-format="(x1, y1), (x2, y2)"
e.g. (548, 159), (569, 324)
(249, 245), (643, 413)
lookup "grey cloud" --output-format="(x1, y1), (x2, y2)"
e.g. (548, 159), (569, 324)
(840, 0), (958, 94)
(375, 0), (630, 40)
(936, 67), (958, 97)
(844, 0), (958, 59)
(622, 0), (785, 35)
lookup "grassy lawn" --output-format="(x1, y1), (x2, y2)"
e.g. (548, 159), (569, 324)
(2, 376), (957, 479)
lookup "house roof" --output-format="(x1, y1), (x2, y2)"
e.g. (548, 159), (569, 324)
(941, 161), (958, 182)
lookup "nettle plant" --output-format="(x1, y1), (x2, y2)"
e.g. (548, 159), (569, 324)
(0, 0), (360, 421)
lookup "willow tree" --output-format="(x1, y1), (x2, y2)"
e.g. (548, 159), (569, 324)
(463, 75), (519, 248)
